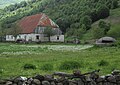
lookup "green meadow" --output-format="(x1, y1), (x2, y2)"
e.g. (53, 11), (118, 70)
(0, 43), (120, 79)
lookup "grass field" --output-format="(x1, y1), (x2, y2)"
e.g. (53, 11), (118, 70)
(0, 43), (120, 79)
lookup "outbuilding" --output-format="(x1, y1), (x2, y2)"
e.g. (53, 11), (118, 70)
(96, 37), (116, 45)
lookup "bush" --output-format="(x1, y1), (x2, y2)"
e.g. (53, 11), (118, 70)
(23, 64), (36, 70)
(113, 40), (120, 47)
(98, 60), (109, 66)
(0, 68), (3, 74)
(59, 61), (81, 70)
(40, 64), (53, 71)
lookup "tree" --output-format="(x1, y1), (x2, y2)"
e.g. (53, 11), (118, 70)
(66, 28), (75, 37)
(90, 9), (98, 22)
(93, 20), (111, 39)
(107, 25), (120, 38)
(93, 27), (105, 39)
(20, 1), (27, 7)
(43, 27), (55, 42)
(80, 16), (92, 31)
(7, 23), (22, 40)
(74, 28), (86, 39)
(112, 0), (118, 9)
(0, 28), (7, 42)
(98, 20), (111, 35)
(56, 18), (70, 34)
(97, 5), (110, 19)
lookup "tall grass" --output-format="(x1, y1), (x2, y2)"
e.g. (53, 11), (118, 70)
(59, 61), (82, 70)
(0, 43), (120, 78)
(23, 64), (36, 70)
(40, 63), (53, 71)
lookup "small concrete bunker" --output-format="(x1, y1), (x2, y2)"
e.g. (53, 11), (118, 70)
(96, 37), (116, 45)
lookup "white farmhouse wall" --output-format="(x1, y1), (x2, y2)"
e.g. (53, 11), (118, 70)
(17, 34), (36, 41)
(6, 35), (15, 41)
(50, 35), (64, 42)
(17, 34), (47, 42)
(6, 34), (64, 42)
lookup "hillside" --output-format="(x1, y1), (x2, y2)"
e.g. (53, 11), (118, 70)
(0, 0), (120, 40)
(83, 7), (120, 40)
(0, 0), (25, 9)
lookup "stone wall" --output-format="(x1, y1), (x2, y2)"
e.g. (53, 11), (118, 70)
(0, 70), (120, 85)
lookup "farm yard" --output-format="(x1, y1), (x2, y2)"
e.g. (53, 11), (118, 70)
(0, 43), (120, 79)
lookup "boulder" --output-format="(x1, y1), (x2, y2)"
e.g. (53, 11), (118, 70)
(13, 76), (27, 83)
(69, 81), (77, 85)
(27, 78), (33, 84)
(112, 70), (120, 75)
(5, 81), (13, 85)
(73, 70), (81, 76)
(57, 83), (63, 85)
(42, 81), (50, 85)
(44, 75), (54, 82)
(107, 76), (116, 83)
(34, 74), (44, 81)
(32, 79), (41, 85)
(51, 81), (56, 85)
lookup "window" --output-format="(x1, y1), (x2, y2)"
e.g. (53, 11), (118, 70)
(11, 36), (13, 39)
(36, 35), (39, 40)
(24, 36), (26, 39)
(19, 35), (21, 39)
(57, 36), (59, 40)
(7, 36), (9, 39)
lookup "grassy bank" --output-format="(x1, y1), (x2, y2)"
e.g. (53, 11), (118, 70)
(0, 43), (120, 79)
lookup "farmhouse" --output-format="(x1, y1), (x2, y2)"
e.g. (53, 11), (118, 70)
(6, 13), (64, 42)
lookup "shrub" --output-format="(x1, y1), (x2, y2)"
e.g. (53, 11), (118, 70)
(98, 60), (109, 66)
(23, 64), (36, 70)
(40, 64), (53, 71)
(59, 61), (81, 70)
(113, 40), (120, 47)
(0, 68), (3, 74)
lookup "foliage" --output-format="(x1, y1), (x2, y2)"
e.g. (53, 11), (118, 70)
(7, 23), (22, 38)
(98, 20), (111, 35)
(98, 60), (109, 66)
(97, 5), (110, 19)
(43, 27), (56, 41)
(92, 20), (111, 39)
(114, 40), (120, 47)
(59, 61), (81, 70)
(80, 16), (92, 31)
(111, 0), (119, 9)
(93, 27), (105, 39)
(107, 24), (120, 38)
(40, 63), (53, 71)
(44, 27), (55, 36)
(23, 63), (36, 70)
(0, 68), (3, 74)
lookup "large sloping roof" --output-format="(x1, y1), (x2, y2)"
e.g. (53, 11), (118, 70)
(18, 13), (59, 34)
